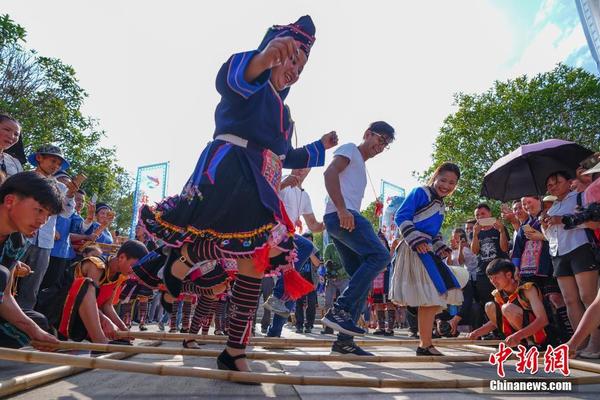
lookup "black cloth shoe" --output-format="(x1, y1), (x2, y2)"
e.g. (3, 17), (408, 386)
(416, 345), (444, 356)
(295, 327), (303, 334)
(304, 327), (312, 334)
(384, 330), (394, 336)
(331, 340), (374, 356)
(408, 331), (419, 338)
(182, 340), (203, 349)
(373, 329), (386, 335)
(216, 350), (261, 385)
(320, 327), (334, 334)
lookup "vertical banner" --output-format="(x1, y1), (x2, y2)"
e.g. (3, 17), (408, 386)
(130, 162), (169, 238)
(379, 180), (405, 244)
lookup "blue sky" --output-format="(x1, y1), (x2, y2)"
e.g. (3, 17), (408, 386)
(495, 0), (597, 75)
(2, 0), (598, 218)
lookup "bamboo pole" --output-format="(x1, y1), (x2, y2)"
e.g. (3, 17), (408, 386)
(35, 341), (493, 363)
(115, 331), (502, 347)
(2, 348), (599, 388)
(0, 341), (161, 398)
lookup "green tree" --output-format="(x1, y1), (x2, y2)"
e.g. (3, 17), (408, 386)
(360, 200), (380, 232)
(423, 64), (600, 229)
(0, 14), (133, 232)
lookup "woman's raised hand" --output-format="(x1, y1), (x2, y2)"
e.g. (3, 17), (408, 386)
(260, 37), (300, 69)
(321, 131), (338, 150)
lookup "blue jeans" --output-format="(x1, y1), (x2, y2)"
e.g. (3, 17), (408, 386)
(267, 234), (315, 337)
(324, 210), (390, 341)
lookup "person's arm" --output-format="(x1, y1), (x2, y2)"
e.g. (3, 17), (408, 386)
(504, 287), (549, 347)
(468, 320), (496, 340)
(496, 222), (509, 253)
(324, 155), (354, 230)
(431, 234), (451, 258)
(0, 268), (59, 351)
(457, 243), (466, 265)
(100, 302), (128, 331)
(244, 37), (300, 84)
(302, 213), (324, 233)
(471, 224), (482, 255)
(394, 187), (431, 254)
(284, 133), (336, 170)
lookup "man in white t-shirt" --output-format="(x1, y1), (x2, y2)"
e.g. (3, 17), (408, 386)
(264, 168), (325, 337)
(321, 121), (395, 356)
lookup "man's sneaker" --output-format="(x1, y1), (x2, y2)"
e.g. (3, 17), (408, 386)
(295, 327), (304, 334)
(373, 329), (386, 335)
(263, 295), (290, 317)
(320, 326), (334, 334)
(331, 340), (374, 356)
(384, 330), (394, 336)
(304, 327), (312, 334)
(321, 308), (366, 336)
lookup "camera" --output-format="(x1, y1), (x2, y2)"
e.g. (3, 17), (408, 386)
(562, 202), (600, 230)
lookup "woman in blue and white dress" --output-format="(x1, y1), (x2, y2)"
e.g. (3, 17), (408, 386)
(390, 162), (463, 356)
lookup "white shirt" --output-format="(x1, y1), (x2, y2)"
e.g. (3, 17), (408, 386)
(1, 152), (23, 177)
(449, 247), (479, 280)
(545, 191), (590, 257)
(280, 184), (313, 224)
(325, 143), (366, 214)
(29, 179), (75, 249)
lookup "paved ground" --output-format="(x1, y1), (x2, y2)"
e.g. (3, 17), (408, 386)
(3, 325), (600, 399)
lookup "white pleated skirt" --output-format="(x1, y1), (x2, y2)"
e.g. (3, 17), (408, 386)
(389, 241), (463, 308)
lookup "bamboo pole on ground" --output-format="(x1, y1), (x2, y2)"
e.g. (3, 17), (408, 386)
(35, 340), (492, 363)
(0, 341), (161, 398)
(1, 348), (599, 388)
(115, 331), (502, 347)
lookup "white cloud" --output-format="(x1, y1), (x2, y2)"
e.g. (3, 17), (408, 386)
(509, 23), (586, 76)
(534, 0), (557, 26)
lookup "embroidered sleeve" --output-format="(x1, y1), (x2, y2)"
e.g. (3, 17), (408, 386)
(432, 234), (450, 257)
(283, 139), (326, 169)
(215, 51), (271, 100)
(394, 187), (431, 250)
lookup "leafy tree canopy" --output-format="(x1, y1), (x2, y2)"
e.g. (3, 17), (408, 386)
(1, 14), (133, 232)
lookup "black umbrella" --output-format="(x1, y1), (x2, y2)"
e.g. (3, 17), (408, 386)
(481, 139), (593, 202)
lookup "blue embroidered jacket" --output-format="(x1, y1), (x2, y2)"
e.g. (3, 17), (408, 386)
(394, 186), (450, 257)
(213, 51), (325, 168)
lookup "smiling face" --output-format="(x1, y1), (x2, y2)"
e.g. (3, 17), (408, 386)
(270, 49), (308, 91)
(4, 194), (53, 236)
(96, 208), (111, 225)
(0, 120), (21, 151)
(521, 196), (541, 217)
(360, 130), (393, 160)
(432, 171), (459, 198)
(36, 154), (63, 176)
